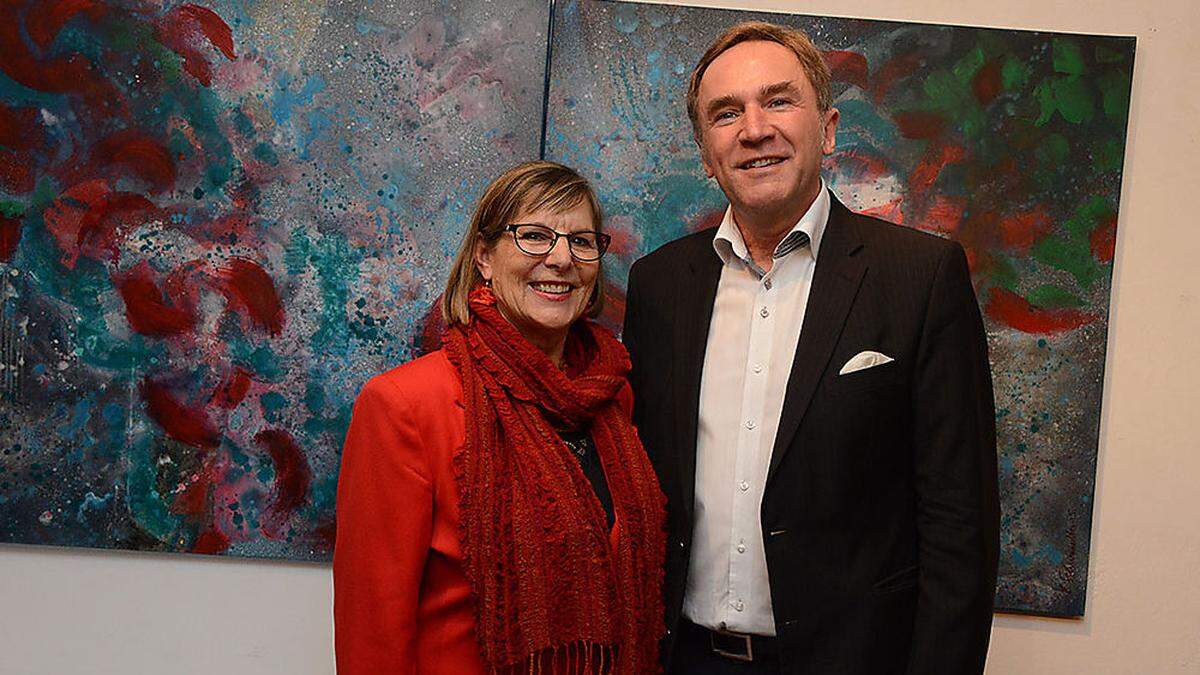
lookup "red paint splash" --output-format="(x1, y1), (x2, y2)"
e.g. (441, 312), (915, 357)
(0, 103), (43, 192)
(211, 367), (253, 409)
(1090, 214), (1117, 263)
(43, 180), (161, 268)
(870, 53), (921, 104)
(0, 11), (120, 115)
(217, 257), (285, 336)
(999, 208), (1053, 253)
(986, 287), (1097, 335)
(142, 378), (222, 449)
(858, 199), (905, 225)
(0, 215), (20, 262)
(598, 278), (627, 335)
(973, 60), (1003, 106)
(909, 143), (967, 199)
(823, 50), (868, 90)
(0, 103), (44, 149)
(25, 0), (107, 50)
(157, 4), (237, 86)
(827, 147), (893, 182)
(191, 527), (230, 555)
(116, 262), (197, 337)
(0, 150), (35, 194)
(921, 195), (965, 234)
(893, 110), (947, 139)
(89, 130), (176, 193)
(255, 429), (312, 535)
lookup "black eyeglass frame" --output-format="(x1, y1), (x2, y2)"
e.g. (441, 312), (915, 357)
(502, 223), (612, 262)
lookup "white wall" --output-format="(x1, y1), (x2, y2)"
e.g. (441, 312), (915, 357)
(3, 0), (1199, 673)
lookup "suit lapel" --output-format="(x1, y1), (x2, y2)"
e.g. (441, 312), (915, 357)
(672, 236), (722, 521)
(766, 197), (867, 485)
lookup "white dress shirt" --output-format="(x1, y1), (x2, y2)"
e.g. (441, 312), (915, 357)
(682, 183), (830, 636)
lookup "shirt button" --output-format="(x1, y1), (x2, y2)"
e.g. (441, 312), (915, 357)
(734, 600), (744, 612)
(739, 480), (749, 491)
(760, 307), (769, 318)
(764, 279), (773, 290)
(753, 363), (763, 374)
(745, 419), (756, 430)
(737, 542), (747, 553)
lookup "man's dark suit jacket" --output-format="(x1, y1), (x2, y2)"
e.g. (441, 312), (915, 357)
(622, 194), (1000, 675)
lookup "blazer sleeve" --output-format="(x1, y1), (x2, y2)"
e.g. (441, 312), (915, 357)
(907, 243), (1001, 675)
(333, 376), (434, 675)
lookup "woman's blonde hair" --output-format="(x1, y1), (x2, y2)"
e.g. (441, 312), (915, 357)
(441, 161), (605, 325)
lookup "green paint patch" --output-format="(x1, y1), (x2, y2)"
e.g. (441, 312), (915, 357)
(1095, 138), (1124, 172)
(1097, 70), (1132, 121)
(952, 46), (987, 83)
(1064, 195), (1113, 238)
(1033, 235), (1100, 290)
(1035, 75), (1095, 126)
(987, 254), (1021, 292)
(1035, 133), (1070, 165)
(0, 200), (23, 218)
(1052, 39), (1086, 76)
(1026, 284), (1085, 309)
(1001, 57), (1031, 93)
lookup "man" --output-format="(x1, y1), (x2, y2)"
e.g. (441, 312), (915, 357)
(622, 21), (1000, 674)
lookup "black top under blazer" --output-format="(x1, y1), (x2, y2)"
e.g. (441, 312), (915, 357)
(622, 193), (1000, 675)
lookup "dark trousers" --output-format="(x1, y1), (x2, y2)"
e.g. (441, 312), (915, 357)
(669, 620), (781, 675)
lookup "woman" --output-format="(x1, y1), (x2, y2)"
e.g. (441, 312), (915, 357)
(333, 161), (666, 674)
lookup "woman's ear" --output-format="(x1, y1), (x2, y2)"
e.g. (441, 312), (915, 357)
(473, 240), (493, 283)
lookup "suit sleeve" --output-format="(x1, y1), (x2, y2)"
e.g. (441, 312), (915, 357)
(907, 243), (1001, 675)
(333, 377), (433, 675)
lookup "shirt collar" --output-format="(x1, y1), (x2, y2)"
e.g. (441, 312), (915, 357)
(712, 179), (830, 272)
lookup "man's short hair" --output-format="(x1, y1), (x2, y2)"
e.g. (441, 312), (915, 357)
(686, 21), (833, 146)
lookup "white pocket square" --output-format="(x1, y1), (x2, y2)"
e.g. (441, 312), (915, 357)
(838, 350), (894, 375)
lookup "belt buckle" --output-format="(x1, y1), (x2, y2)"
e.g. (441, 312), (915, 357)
(710, 628), (754, 663)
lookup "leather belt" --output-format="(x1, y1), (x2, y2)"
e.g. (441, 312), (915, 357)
(682, 619), (780, 663)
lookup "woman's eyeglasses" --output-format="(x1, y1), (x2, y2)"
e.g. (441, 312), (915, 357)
(504, 224), (612, 262)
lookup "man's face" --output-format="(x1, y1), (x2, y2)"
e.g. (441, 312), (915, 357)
(696, 40), (839, 228)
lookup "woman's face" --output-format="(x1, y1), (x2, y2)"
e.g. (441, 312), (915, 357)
(474, 200), (600, 355)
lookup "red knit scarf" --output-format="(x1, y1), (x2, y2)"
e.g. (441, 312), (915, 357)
(443, 287), (666, 674)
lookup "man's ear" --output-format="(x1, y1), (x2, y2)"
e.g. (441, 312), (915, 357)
(473, 240), (493, 282)
(822, 107), (840, 155)
(698, 137), (715, 178)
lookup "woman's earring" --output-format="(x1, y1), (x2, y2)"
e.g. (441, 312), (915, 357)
(483, 278), (492, 288)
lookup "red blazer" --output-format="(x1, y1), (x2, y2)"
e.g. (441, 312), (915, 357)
(333, 349), (631, 674)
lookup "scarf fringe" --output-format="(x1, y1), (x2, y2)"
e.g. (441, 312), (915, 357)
(494, 640), (617, 675)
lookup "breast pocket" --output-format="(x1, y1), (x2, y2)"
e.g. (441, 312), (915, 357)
(829, 359), (903, 395)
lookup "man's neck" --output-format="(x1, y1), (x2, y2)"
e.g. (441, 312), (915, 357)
(732, 186), (821, 273)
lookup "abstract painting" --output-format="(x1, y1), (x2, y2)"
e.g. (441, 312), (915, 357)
(0, 0), (547, 560)
(543, 0), (1133, 616)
